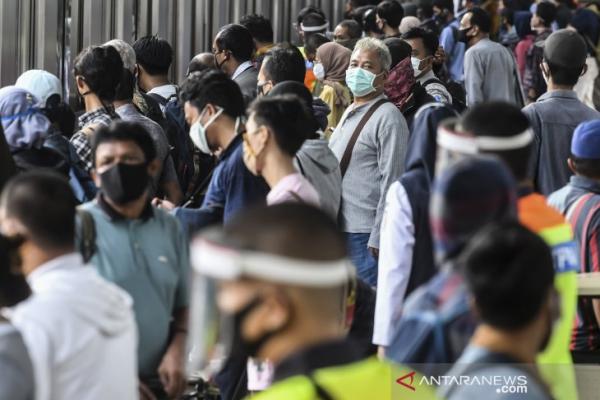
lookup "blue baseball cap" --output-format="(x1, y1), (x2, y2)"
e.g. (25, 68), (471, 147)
(571, 120), (600, 159)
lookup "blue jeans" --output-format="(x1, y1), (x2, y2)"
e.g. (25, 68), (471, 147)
(346, 233), (378, 287)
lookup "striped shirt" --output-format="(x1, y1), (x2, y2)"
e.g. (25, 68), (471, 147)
(549, 175), (600, 352)
(329, 94), (409, 248)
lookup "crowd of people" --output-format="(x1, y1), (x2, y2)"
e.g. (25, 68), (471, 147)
(1, 0), (600, 399)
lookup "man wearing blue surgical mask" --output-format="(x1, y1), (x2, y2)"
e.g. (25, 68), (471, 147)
(329, 37), (409, 287)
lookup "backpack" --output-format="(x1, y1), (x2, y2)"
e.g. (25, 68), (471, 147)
(423, 78), (467, 114)
(386, 279), (471, 376)
(147, 92), (196, 194)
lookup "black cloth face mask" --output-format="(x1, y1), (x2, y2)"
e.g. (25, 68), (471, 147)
(100, 162), (149, 205)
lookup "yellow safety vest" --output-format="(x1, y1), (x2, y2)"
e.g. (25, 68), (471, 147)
(248, 357), (437, 400)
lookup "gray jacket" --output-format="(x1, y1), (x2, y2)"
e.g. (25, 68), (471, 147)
(234, 66), (258, 104)
(295, 137), (342, 219)
(524, 90), (600, 195)
(0, 323), (34, 400)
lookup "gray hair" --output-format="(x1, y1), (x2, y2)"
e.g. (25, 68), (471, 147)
(351, 37), (392, 71)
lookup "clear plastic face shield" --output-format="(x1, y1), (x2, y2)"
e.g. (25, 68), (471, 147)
(435, 119), (534, 178)
(186, 229), (354, 379)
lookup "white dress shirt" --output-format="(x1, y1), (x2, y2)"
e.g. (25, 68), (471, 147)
(373, 181), (415, 347)
(231, 61), (254, 80)
(5, 253), (138, 400)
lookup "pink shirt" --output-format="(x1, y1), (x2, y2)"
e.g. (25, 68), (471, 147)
(266, 173), (320, 207)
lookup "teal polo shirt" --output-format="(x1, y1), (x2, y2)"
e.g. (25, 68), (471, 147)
(80, 196), (190, 378)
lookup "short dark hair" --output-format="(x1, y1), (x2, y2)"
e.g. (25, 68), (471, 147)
(384, 37), (413, 68)
(263, 44), (306, 84)
(240, 14), (274, 44)
(349, 0), (378, 8)
(570, 155), (600, 179)
(362, 7), (381, 34)
(248, 95), (312, 156)
(459, 221), (555, 330)
(469, 7), (492, 33)
(186, 58), (212, 76)
(501, 7), (515, 26)
(216, 24), (255, 62)
(225, 203), (346, 260)
(377, 0), (405, 27)
(462, 102), (531, 181)
(0, 170), (77, 249)
(338, 19), (363, 39)
(73, 45), (123, 102)
(180, 69), (245, 119)
(305, 33), (331, 56)
(302, 12), (328, 34)
(403, 27), (439, 56)
(0, 235), (30, 307)
(92, 121), (157, 166)
(536, 1), (557, 27)
(546, 60), (584, 86)
(432, 0), (454, 13)
(297, 6), (326, 26)
(133, 35), (173, 76)
(114, 68), (135, 101)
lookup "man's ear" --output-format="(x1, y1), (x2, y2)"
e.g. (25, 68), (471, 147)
(581, 63), (589, 77)
(91, 169), (101, 188)
(147, 158), (161, 178)
(568, 158), (577, 174)
(75, 76), (88, 92)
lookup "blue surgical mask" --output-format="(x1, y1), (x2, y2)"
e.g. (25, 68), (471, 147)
(345, 67), (382, 97)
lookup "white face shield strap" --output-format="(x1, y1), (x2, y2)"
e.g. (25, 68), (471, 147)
(437, 125), (534, 153)
(191, 237), (354, 287)
(300, 22), (329, 32)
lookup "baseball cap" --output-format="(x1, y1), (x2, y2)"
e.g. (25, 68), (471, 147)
(542, 29), (587, 68)
(15, 70), (62, 107)
(571, 120), (600, 159)
(104, 39), (136, 72)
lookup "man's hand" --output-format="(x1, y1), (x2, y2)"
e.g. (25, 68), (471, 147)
(139, 382), (157, 400)
(368, 246), (379, 258)
(434, 46), (447, 66)
(152, 198), (176, 211)
(158, 333), (187, 399)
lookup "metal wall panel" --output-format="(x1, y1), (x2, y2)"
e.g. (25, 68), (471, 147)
(0, 0), (347, 97)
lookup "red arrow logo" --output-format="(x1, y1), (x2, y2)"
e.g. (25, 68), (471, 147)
(396, 371), (416, 391)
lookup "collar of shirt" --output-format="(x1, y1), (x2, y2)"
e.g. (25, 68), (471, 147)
(219, 133), (243, 161)
(347, 93), (387, 117)
(232, 61), (254, 80)
(570, 174), (600, 194)
(266, 172), (303, 204)
(115, 103), (141, 117)
(97, 192), (154, 221)
(26, 253), (83, 290)
(417, 69), (437, 85)
(148, 84), (178, 100)
(272, 339), (363, 383)
(536, 89), (578, 102)
(79, 106), (117, 127)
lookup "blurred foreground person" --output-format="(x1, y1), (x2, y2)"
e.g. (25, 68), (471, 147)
(0, 234), (33, 400)
(440, 223), (556, 400)
(188, 203), (435, 399)
(0, 171), (137, 400)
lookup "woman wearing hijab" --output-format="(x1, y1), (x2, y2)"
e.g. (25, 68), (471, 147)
(312, 42), (353, 137)
(383, 38), (435, 128)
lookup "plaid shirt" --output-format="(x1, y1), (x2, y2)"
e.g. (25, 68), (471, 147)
(70, 107), (119, 172)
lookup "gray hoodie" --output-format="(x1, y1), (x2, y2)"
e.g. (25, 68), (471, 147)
(295, 137), (342, 219)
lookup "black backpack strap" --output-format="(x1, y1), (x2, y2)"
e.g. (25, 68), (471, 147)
(307, 375), (335, 400)
(76, 208), (96, 263)
(146, 92), (169, 107)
